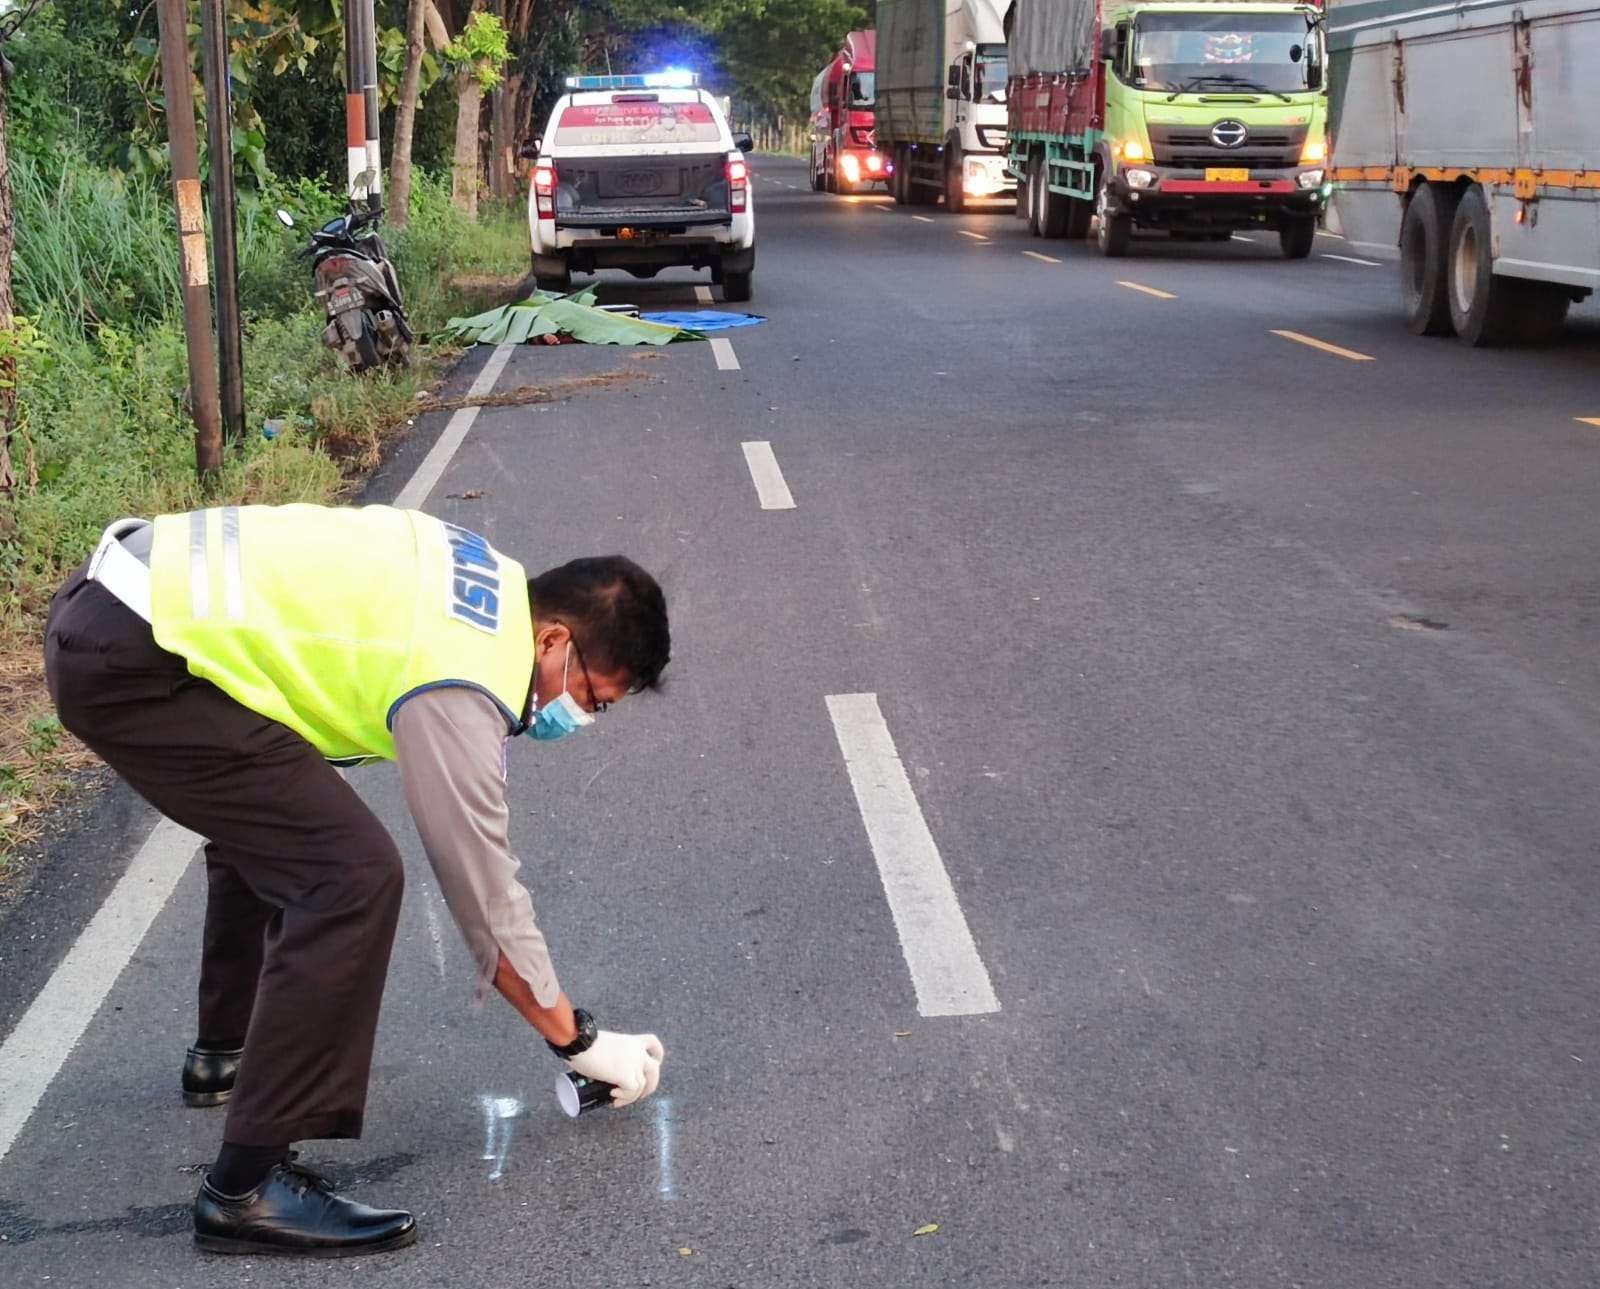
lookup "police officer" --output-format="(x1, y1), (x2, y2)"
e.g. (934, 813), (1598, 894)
(43, 502), (671, 1258)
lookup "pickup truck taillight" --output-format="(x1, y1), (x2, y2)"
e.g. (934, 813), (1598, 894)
(727, 155), (748, 213)
(533, 161), (557, 220)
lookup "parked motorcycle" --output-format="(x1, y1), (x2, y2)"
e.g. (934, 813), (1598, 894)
(276, 200), (412, 374)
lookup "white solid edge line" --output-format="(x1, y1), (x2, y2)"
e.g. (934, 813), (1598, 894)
(694, 285), (715, 304)
(1231, 233), (1255, 242)
(825, 693), (1000, 1018)
(0, 818), (202, 1166)
(1321, 253), (1383, 267)
(740, 440), (796, 510)
(912, 214), (935, 223)
(394, 343), (514, 509)
(710, 337), (741, 371)
(0, 338), (518, 1173)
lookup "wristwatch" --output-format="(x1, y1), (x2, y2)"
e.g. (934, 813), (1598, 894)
(546, 1007), (597, 1059)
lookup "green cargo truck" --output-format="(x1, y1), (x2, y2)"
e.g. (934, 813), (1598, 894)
(1006, 0), (1332, 256)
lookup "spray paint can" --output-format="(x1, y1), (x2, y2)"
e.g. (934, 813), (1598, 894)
(556, 1071), (615, 1117)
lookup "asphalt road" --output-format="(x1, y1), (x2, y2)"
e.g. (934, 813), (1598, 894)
(3, 154), (1599, 1287)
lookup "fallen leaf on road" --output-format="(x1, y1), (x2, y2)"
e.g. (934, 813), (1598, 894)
(912, 1223), (939, 1237)
(893, 1030), (912, 1038)
(678, 1247), (693, 1256)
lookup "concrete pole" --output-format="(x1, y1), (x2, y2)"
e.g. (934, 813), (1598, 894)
(360, 0), (383, 208)
(199, 0), (244, 445)
(344, 0), (367, 198)
(154, 0), (223, 481)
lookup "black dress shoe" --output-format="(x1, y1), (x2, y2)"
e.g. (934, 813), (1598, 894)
(193, 1161), (417, 1258)
(181, 1045), (244, 1107)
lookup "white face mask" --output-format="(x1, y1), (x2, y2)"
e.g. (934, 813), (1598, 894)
(526, 645), (595, 742)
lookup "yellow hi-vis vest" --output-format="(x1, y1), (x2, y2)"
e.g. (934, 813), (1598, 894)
(149, 504), (535, 762)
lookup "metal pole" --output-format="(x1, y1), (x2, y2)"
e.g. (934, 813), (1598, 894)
(155, 0), (223, 481)
(360, 0), (383, 209)
(199, 0), (244, 446)
(343, 0), (366, 198)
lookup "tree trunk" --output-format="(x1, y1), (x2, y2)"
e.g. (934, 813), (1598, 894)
(0, 73), (18, 535)
(388, 0), (430, 230)
(488, 71), (518, 201)
(451, 68), (482, 218)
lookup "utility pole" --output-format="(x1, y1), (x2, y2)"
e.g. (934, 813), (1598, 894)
(155, 0), (223, 482)
(343, 0), (366, 199)
(359, 0), (383, 210)
(199, 0), (244, 446)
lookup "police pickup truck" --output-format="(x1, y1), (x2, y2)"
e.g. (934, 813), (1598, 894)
(526, 72), (757, 301)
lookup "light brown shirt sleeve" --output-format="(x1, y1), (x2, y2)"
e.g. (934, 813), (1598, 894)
(392, 686), (561, 1006)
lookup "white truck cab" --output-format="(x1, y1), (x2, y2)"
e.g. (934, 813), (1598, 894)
(526, 73), (757, 301)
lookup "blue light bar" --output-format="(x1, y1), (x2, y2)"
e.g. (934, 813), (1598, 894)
(564, 70), (700, 91)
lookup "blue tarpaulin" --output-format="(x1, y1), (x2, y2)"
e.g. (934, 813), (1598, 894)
(637, 310), (767, 332)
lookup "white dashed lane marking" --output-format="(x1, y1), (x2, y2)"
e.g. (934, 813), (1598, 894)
(740, 441), (797, 510)
(710, 337), (741, 371)
(826, 693), (1001, 1018)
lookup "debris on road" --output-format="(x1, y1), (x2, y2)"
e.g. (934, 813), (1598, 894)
(637, 310), (766, 332)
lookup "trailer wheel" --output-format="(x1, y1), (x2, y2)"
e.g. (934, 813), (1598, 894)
(1399, 184), (1456, 335)
(1067, 188), (1093, 239)
(1095, 173), (1131, 258)
(892, 148), (911, 205)
(1279, 217), (1316, 259)
(1014, 165), (1029, 220)
(1448, 185), (1521, 346)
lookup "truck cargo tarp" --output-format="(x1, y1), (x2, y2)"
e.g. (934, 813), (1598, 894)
(441, 291), (703, 347)
(1009, 0), (1098, 78)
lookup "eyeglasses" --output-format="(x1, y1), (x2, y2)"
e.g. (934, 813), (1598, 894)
(569, 639), (610, 714)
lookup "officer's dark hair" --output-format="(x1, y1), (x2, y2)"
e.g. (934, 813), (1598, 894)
(528, 556), (670, 691)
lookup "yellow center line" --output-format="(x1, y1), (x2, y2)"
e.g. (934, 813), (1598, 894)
(1270, 329), (1375, 362)
(912, 214), (935, 223)
(958, 230), (989, 241)
(1022, 250), (1061, 263)
(1578, 417), (1600, 428)
(1117, 280), (1177, 300)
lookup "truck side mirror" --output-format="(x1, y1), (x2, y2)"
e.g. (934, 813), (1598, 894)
(734, 131), (754, 153)
(947, 64), (961, 90)
(1100, 28), (1117, 61)
(946, 85), (960, 99)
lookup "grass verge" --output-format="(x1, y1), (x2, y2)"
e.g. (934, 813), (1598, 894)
(0, 162), (533, 876)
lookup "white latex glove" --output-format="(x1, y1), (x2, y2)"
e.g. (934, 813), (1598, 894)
(568, 1030), (665, 1107)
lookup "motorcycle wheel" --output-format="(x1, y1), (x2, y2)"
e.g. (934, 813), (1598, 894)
(339, 309), (381, 374)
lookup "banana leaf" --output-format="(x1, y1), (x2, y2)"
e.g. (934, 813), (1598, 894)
(441, 289), (704, 347)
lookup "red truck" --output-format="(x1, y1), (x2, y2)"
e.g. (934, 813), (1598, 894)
(808, 30), (888, 194)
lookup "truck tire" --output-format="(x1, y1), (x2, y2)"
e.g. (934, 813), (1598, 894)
(1279, 216), (1315, 259)
(945, 152), (967, 213)
(892, 149), (912, 205)
(1039, 155), (1071, 239)
(1026, 153), (1043, 237)
(1094, 172), (1132, 258)
(1066, 189), (1093, 239)
(1014, 166), (1029, 220)
(721, 269), (753, 303)
(1399, 184), (1456, 335)
(1448, 185), (1520, 346)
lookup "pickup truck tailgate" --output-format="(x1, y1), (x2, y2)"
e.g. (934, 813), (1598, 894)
(557, 152), (732, 227)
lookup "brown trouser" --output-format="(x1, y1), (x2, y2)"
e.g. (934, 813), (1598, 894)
(43, 567), (404, 1146)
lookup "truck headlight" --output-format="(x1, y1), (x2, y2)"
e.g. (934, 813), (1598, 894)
(1125, 168), (1156, 189)
(1297, 168), (1325, 190)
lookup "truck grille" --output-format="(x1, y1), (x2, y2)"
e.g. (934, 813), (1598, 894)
(1147, 123), (1305, 169)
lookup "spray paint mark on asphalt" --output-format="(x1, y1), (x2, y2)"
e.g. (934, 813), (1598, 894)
(479, 1094), (525, 1181)
(655, 1097), (675, 1199)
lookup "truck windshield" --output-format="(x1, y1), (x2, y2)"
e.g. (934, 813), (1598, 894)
(975, 46), (1008, 102)
(850, 71), (875, 106)
(1132, 14), (1321, 95)
(553, 98), (724, 147)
